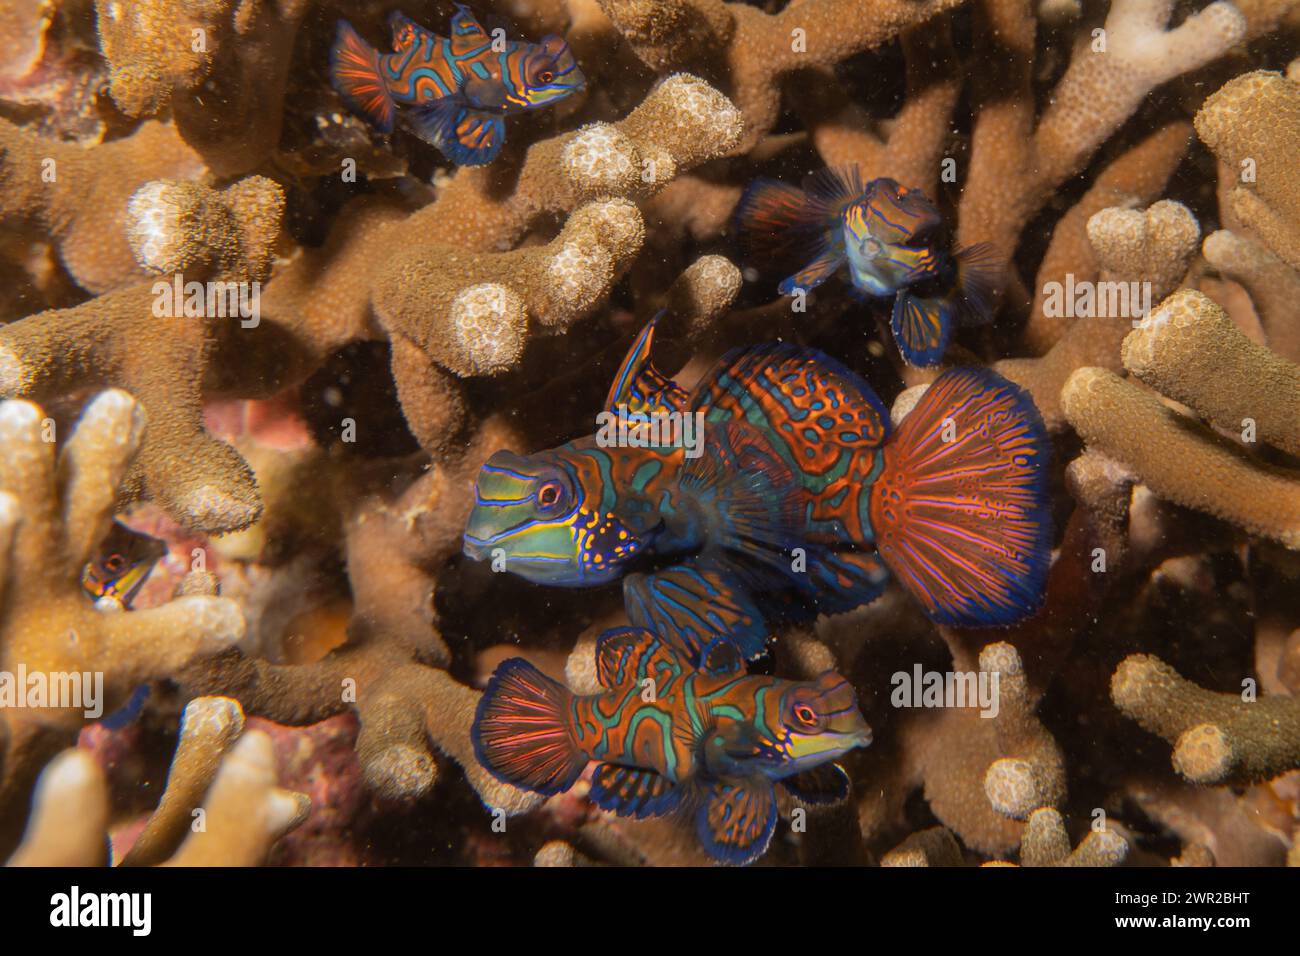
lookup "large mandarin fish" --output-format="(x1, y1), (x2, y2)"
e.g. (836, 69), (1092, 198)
(329, 5), (584, 166)
(463, 316), (1052, 661)
(732, 166), (999, 367)
(81, 521), (167, 729)
(474, 627), (871, 864)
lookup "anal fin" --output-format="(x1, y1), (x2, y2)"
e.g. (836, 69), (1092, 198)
(589, 763), (680, 819)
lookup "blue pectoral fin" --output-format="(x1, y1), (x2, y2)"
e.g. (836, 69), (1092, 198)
(780, 763), (851, 806)
(777, 245), (846, 296)
(695, 776), (778, 865)
(408, 99), (506, 166)
(891, 291), (955, 367)
(589, 763), (681, 819)
(98, 683), (151, 731)
(624, 561), (770, 663)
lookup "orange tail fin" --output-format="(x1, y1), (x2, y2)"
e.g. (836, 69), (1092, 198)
(870, 368), (1052, 627)
(472, 659), (587, 796)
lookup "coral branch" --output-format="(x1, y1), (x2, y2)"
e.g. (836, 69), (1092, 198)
(1122, 290), (1300, 456)
(0, 392), (247, 853)
(1019, 808), (1128, 866)
(1202, 229), (1300, 363)
(1112, 654), (1300, 784)
(0, 118), (204, 293)
(1195, 71), (1300, 272)
(1061, 366), (1300, 547)
(120, 696), (246, 866)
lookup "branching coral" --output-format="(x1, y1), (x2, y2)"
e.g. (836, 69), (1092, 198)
(374, 199), (646, 378)
(6, 699), (310, 867)
(0, 392), (247, 856)
(958, 0), (1243, 269)
(0, 0), (1297, 871)
(94, 0), (310, 176)
(1062, 291), (1300, 547)
(1016, 808), (1129, 867)
(1112, 654), (1300, 784)
(0, 118), (205, 293)
(125, 177), (284, 282)
(174, 418), (543, 813)
(998, 199), (1200, 427)
(1202, 229), (1300, 362)
(1195, 70), (1300, 272)
(595, 0), (968, 150)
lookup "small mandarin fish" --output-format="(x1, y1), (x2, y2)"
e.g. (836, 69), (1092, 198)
(81, 520), (167, 609)
(463, 315), (1052, 661)
(473, 627), (871, 864)
(81, 521), (167, 729)
(732, 166), (1000, 366)
(329, 4), (584, 166)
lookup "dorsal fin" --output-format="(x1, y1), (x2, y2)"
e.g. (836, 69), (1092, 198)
(388, 10), (436, 48)
(604, 313), (689, 419)
(447, 3), (492, 55)
(594, 626), (684, 689)
(689, 343), (890, 453)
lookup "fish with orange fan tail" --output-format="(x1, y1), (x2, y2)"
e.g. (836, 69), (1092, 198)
(462, 315), (1052, 659)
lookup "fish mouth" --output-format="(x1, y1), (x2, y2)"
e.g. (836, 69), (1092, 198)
(462, 534), (491, 562)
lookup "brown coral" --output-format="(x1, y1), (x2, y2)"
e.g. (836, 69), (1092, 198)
(1112, 654), (1300, 784)
(1062, 291), (1300, 547)
(6, 699), (310, 867)
(1196, 70), (1300, 272)
(0, 392), (248, 856)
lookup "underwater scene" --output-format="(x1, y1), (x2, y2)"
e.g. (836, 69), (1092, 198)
(0, 0), (1297, 880)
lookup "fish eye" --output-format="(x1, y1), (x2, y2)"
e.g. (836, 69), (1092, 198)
(537, 70), (554, 84)
(536, 480), (566, 512)
(105, 554), (124, 572)
(794, 704), (817, 726)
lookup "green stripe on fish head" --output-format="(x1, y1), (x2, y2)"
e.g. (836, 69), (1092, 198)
(463, 448), (647, 585)
(774, 672), (872, 776)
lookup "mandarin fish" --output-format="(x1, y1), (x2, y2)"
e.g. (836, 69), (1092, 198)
(329, 5), (584, 166)
(732, 166), (1000, 366)
(81, 521), (167, 729)
(463, 315), (1052, 661)
(82, 520), (167, 609)
(473, 627), (871, 864)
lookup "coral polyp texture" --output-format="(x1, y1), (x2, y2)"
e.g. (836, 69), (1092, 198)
(0, 0), (1297, 871)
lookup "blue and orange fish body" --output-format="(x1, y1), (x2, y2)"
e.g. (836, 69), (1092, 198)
(464, 315), (1053, 661)
(473, 627), (871, 864)
(732, 167), (999, 366)
(329, 5), (584, 165)
(81, 521), (166, 728)
(81, 520), (166, 609)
